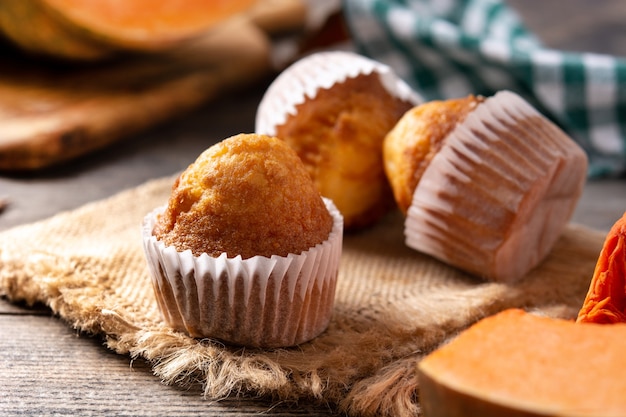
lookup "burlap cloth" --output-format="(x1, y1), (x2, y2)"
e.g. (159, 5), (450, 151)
(0, 176), (605, 416)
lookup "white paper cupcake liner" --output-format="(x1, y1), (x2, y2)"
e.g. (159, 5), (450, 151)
(255, 50), (422, 136)
(142, 198), (343, 348)
(404, 90), (588, 282)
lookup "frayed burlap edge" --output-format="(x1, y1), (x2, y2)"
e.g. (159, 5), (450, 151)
(0, 176), (604, 417)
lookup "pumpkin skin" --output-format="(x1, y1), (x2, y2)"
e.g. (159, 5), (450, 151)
(0, 0), (112, 60)
(576, 211), (626, 324)
(0, 0), (256, 60)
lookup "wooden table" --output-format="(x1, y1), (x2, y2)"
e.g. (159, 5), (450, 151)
(1, 1), (625, 416)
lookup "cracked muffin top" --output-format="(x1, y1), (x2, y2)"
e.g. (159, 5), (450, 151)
(153, 133), (333, 259)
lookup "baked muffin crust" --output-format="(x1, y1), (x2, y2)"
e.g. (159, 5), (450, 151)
(153, 133), (333, 259)
(384, 95), (484, 213)
(275, 72), (414, 229)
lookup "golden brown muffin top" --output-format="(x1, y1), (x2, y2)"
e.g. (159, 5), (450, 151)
(383, 95), (484, 213)
(153, 133), (333, 259)
(275, 72), (414, 230)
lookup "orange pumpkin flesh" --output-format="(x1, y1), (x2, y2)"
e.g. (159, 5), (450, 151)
(42, 0), (257, 48)
(577, 211), (626, 323)
(418, 309), (626, 417)
(0, 0), (256, 59)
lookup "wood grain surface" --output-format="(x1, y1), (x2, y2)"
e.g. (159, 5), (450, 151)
(0, 0), (310, 171)
(1, 1), (625, 416)
(0, 24), (271, 170)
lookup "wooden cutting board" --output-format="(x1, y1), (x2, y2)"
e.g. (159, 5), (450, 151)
(0, 0), (308, 171)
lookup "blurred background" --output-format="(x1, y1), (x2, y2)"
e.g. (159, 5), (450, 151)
(0, 0), (624, 231)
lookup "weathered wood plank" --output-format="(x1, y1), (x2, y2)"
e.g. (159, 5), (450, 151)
(0, 314), (340, 416)
(509, 0), (626, 55)
(0, 298), (49, 315)
(572, 180), (626, 232)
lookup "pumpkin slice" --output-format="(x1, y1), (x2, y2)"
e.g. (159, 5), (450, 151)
(0, 0), (256, 59)
(577, 211), (626, 324)
(418, 309), (626, 417)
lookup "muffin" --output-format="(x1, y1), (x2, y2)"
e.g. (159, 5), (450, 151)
(255, 51), (421, 230)
(384, 90), (588, 282)
(142, 133), (343, 348)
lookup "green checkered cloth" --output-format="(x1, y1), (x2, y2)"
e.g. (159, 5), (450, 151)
(343, 0), (626, 177)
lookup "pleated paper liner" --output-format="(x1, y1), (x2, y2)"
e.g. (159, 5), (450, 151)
(142, 198), (343, 348)
(254, 50), (421, 136)
(405, 90), (588, 282)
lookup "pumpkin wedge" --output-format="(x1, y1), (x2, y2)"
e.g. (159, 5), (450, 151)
(577, 211), (626, 324)
(418, 309), (626, 417)
(0, 0), (256, 60)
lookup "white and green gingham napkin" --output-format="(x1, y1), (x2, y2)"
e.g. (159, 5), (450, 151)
(342, 0), (626, 177)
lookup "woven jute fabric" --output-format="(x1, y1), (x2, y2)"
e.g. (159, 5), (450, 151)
(0, 176), (605, 416)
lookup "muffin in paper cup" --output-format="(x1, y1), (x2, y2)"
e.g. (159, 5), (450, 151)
(384, 90), (588, 282)
(255, 50), (421, 136)
(255, 51), (421, 230)
(141, 134), (344, 348)
(142, 199), (342, 348)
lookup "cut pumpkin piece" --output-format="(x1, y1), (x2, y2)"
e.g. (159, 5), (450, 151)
(418, 309), (626, 417)
(0, 0), (256, 60)
(577, 211), (626, 324)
